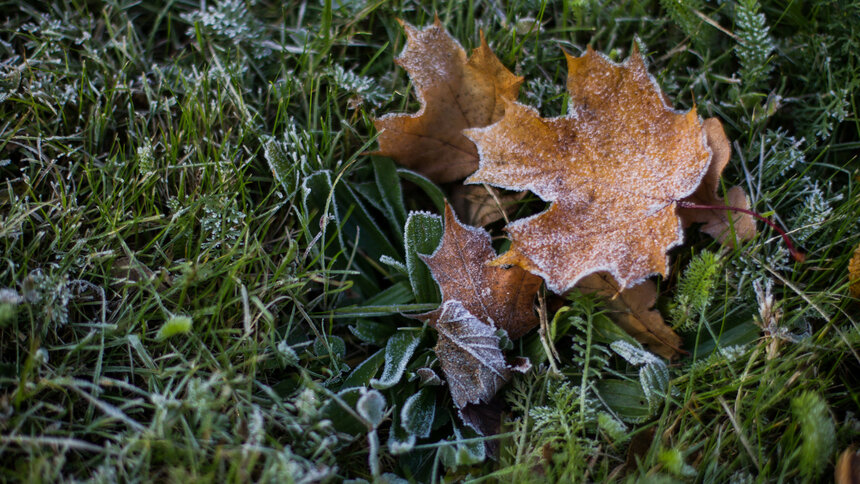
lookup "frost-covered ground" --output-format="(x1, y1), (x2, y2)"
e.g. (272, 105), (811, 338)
(0, 1), (858, 482)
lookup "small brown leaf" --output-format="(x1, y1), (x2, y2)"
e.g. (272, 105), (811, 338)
(459, 397), (505, 454)
(111, 257), (170, 289)
(679, 118), (757, 244)
(836, 446), (860, 484)
(849, 243), (860, 298)
(466, 46), (711, 292)
(419, 203), (542, 339)
(576, 273), (682, 360)
(374, 18), (523, 183)
(450, 183), (526, 227)
(430, 300), (511, 408)
(624, 426), (656, 472)
(112, 256), (153, 284)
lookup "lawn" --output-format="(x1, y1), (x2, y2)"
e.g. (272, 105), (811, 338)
(0, 0), (858, 482)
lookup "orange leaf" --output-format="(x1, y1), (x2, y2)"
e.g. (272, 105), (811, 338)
(835, 446), (860, 484)
(418, 203), (542, 339)
(576, 273), (683, 360)
(679, 118), (757, 244)
(849, 243), (860, 298)
(374, 18), (523, 183)
(465, 46), (711, 292)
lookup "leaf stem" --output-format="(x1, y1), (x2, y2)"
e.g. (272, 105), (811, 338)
(677, 201), (805, 263)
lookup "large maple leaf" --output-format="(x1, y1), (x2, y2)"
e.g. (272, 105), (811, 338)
(418, 203), (542, 339)
(465, 46), (711, 293)
(374, 18), (523, 183)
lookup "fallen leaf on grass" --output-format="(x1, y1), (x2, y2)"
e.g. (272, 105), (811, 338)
(835, 446), (860, 484)
(429, 300), (511, 408)
(466, 46), (711, 293)
(849, 243), (860, 298)
(415, 204), (539, 441)
(429, 300), (529, 450)
(418, 203), (542, 339)
(577, 273), (683, 360)
(374, 18), (523, 183)
(679, 117), (757, 244)
(111, 256), (170, 289)
(459, 396), (505, 456)
(623, 426), (656, 475)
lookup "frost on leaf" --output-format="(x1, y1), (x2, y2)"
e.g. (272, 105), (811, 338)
(414, 367), (443, 386)
(430, 300), (511, 408)
(417, 203), (542, 339)
(370, 332), (421, 390)
(465, 46), (711, 293)
(356, 388), (386, 429)
(679, 117), (757, 244)
(577, 273), (682, 360)
(401, 388), (436, 438)
(374, 18), (523, 183)
(610, 340), (670, 409)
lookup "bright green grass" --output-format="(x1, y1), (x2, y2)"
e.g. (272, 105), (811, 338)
(0, 0), (858, 482)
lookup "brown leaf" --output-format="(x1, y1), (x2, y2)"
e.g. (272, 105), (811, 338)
(576, 273), (682, 360)
(112, 256), (154, 284)
(450, 183), (526, 227)
(374, 18), (523, 183)
(429, 300), (511, 408)
(465, 46), (711, 292)
(624, 426), (656, 472)
(836, 446), (860, 484)
(419, 203), (542, 339)
(679, 118), (757, 244)
(849, 243), (860, 298)
(459, 397), (504, 455)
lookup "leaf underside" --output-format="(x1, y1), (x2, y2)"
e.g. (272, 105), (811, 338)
(430, 300), (511, 408)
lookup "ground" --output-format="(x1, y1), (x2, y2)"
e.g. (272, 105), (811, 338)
(0, 0), (858, 482)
